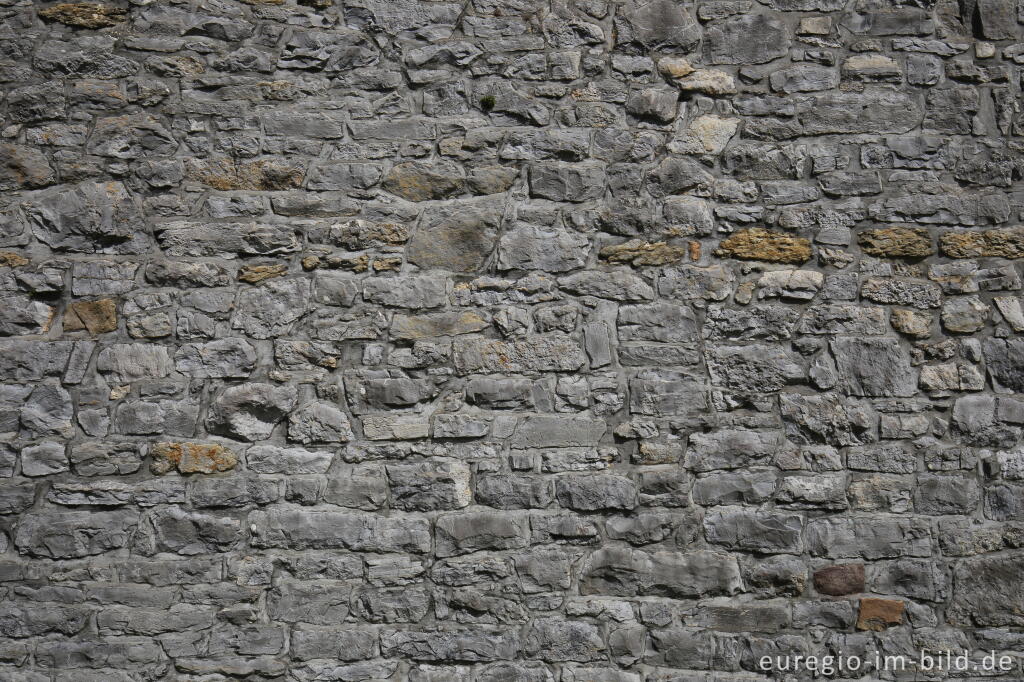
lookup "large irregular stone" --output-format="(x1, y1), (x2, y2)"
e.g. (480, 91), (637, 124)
(715, 229), (812, 264)
(0, 144), (55, 191)
(948, 554), (1024, 626)
(251, 509), (431, 553)
(22, 181), (143, 253)
(555, 474), (637, 511)
(15, 510), (138, 558)
(983, 339), (1024, 393)
(231, 278), (310, 338)
(157, 222), (301, 259)
(288, 402), (353, 444)
(150, 442), (238, 475)
(799, 90), (923, 134)
(206, 383), (299, 441)
(705, 344), (804, 393)
(382, 161), (465, 202)
(830, 337), (917, 397)
(174, 338), (256, 378)
(858, 227), (933, 258)
(940, 227), (1024, 259)
(580, 547), (742, 597)
(39, 3), (128, 28)
(453, 334), (586, 374)
(435, 511), (530, 556)
(407, 200), (502, 273)
(96, 343), (172, 383)
(497, 225), (590, 272)
(615, 0), (701, 51)
(386, 460), (472, 511)
(704, 14), (791, 64)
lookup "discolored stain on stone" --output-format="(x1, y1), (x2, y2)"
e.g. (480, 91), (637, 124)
(599, 240), (687, 266)
(856, 597), (904, 631)
(150, 442), (238, 475)
(238, 264), (289, 284)
(187, 158), (304, 191)
(39, 2), (128, 29)
(382, 161), (464, 202)
(813, 563), (865, 596)
(714, 228), (812, 264)
(858, 227), (934, 258)
(64, 298), (117, 334)
(0, 252), (29, 268)
(0, 144), (56, 191)
(940, 227), (1024, 259)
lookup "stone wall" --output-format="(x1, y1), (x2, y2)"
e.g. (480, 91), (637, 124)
(1, 0), (1024, 679)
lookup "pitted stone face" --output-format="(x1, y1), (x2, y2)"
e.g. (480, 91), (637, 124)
(1, 0), (1023, 678)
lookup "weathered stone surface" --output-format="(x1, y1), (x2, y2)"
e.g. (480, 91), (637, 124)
(435, 511), (530, 557)
(387, 460), (472, 511)
(64, 299), (117, 334)
(22, 181), (141, 253)
(407, 200), (501, 273)
(383, 161), (464, 202)
(813, 564), (865, 596)
(715, 229), (812, 264)
(555, 474), (637, 511)
(187, 158), (302, 191)
(940, 227), (1024, 259)
(39, 3), (128, 28)
(174, 338), (256, 378)
(498, 225), (590, 272)
(948, 554), (1024, 626)
(288, 402), (353, 444)
(453, 335), (586, 374)
(704, 14), (791, 65)
(150, 442), (237, 475)
(97, 344), (172, 383)
(830, 337), (917, 397)
(206, 383), (299, 441)
(856, 597), (904, 631)
(706, 343), (803, 392)
(858, 227), (933, 258)
(251, 509), (431, 553)
(0, 145), (55, 192)
(615, 0), (701, 52)
(15, 510), (138, 558)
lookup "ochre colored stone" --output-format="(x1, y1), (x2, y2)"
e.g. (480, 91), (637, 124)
(65, 299), (117, 334)
(890, 308), (933, 338)
(714, 228), (812, 264)
(372, 257), (402, 271)
(238, 264), (288, 284)
(382, 162), (463, 202)
(858, 227), (934, 258)
(813, 563), (865, 596)
(658, 57), (695, 79)
(0, 251), (29, 268)
(940, 227), (1024, 259)
(856, 598), (904, 631)
(151, 442), (237, 475)
(599, 239), (686, 266)
(39, 2), (128, 28)
(187, 158), (303, 191)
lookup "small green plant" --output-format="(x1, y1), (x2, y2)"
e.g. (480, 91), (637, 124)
(479, 95), (496, 112)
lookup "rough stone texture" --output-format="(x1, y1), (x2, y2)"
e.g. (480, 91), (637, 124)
(0, 0), (1022, 679)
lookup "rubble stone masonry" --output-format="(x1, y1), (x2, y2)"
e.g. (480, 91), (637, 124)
(1, 0), (1024, 679)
